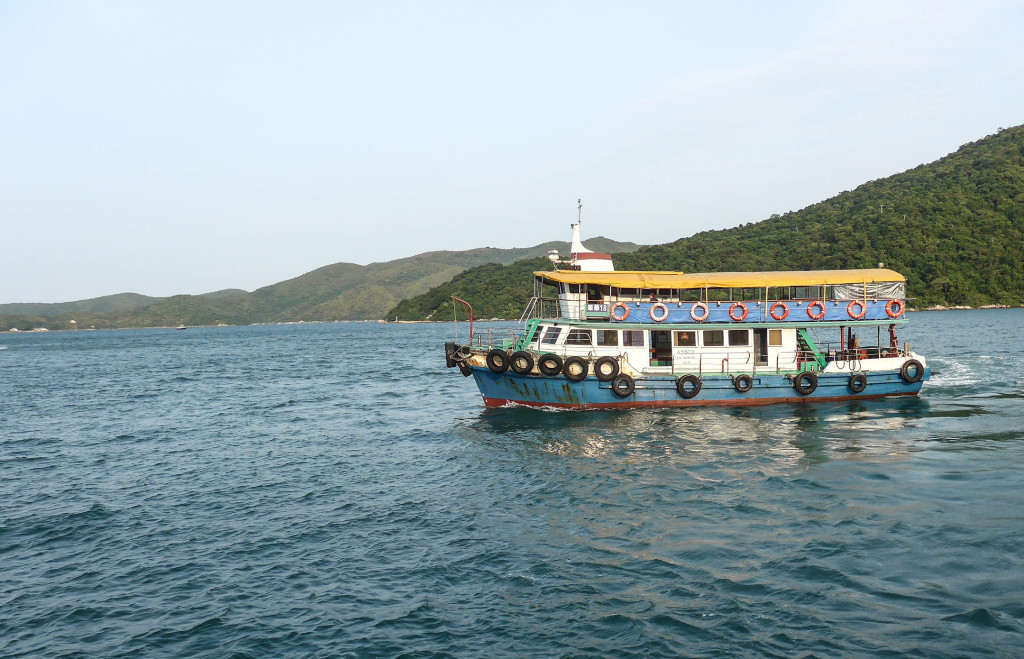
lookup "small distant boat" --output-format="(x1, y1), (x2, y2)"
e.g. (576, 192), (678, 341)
(176, 325), (187, 330)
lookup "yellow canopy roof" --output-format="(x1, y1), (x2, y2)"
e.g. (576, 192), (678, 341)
(535, 268), (905, 289)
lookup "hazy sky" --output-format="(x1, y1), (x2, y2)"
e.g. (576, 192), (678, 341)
(2, 1), (1022, 303)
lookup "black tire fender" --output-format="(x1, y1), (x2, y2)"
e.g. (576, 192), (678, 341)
(676, 374), (701, 399)
(793, 371), (818, 395)
(900, 359), (924, 383)
(458, 361), (473, 377)
(538, 353), (563, 376)
(486, 349), (509, 374)
(611, 373), (635, 398)
(733, 374), (753, 393)
(509, 351), (535, 375)
(848, 373), (868, 393)
(563, 356), (589, 382)
(593, 356), (619, 382)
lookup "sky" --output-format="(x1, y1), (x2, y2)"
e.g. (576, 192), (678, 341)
(2, 1), (1023, 303)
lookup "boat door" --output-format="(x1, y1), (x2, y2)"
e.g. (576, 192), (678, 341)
(754, 328), (768, 366)
(650, 330), (673, 367)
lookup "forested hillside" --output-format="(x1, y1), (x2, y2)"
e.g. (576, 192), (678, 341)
(388, 125), (1024, 320)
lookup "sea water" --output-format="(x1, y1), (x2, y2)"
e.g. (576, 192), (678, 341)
(1, 311), (1022, 657)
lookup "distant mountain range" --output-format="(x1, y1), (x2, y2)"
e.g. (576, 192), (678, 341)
(0, 237), (639, 330)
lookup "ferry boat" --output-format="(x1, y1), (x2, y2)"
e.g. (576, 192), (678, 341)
(443, 217), (928, 409)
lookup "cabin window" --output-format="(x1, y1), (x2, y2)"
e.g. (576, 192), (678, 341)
(533, 325), (547, 342)
(565, 329), (593, 346)
(728, 330), (750, 346)
(622, 330), (644, 347)
(769, 329), (783, 347)
(674, 330), (696, 347)
(617, 288), (639, 296)
(541, 326), (562, 345)
(568, 284), (585, 294)
(702, 330), (724, 347)
(597, 330), (618, 346)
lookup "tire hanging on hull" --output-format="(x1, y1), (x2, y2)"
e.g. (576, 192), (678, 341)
(510, 351), (535, 375)
(676, 374), (701, 399)
(793, 371), (818, 395)
(563, 356), (589, 382)
(611, 373), (635, 397)
(538, 353), (563, 376)
(593, 356), (619, 382)
(486, 349), (510, 373)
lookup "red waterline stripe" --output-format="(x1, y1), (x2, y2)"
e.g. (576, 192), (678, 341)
(482, 391), (919, 410)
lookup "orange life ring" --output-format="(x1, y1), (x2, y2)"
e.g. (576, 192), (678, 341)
(886, 299), (904, 318)
(690, 302), (709, 322)
(769, 301), (789, 321)
(610, 302), (630, 321)
(649, 302), (669, 322)
(807, 300), (827, 320)
(729, 302), (748, 321)
(847, 300), (867, 320)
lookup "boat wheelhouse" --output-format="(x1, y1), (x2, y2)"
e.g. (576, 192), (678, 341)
(444, 221), (928, 409)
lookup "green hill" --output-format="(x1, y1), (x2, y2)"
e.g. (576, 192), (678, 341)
(387, 125), (1024, 320)
(0, 238), (638, 330)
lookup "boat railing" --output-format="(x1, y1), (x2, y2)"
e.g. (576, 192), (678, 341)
(470, 328), (522, 350)
(518, 297), (539, 326)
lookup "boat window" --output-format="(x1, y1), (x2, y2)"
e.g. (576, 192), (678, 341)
(622, 330), (644, 347)
(540, 326), (562, 345)
(728, 329), (749, 346)
(568, 284), (585, 294)
(565, 329), (593, 346)
(617, 288), (638, 296)
(597, 330), (618, 346)
(702, 330), (724, 347)
(533, 325), (547, 342)
(674, 330), (696, 347)
(769, 329), (783, 347)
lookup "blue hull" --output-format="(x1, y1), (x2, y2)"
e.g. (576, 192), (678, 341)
(471, 367), (929, 409)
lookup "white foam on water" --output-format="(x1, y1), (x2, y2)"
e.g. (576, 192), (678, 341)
(927, 358), (979, 386)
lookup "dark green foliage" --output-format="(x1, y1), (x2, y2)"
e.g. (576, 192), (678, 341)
(389, 125), (1024, 319)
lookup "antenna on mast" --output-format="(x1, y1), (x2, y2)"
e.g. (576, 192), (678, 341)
(577, 198), (582, 225)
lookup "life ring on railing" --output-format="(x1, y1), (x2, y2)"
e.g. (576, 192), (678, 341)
(729, 302), (749, 322)
(649, 303), (669, 322)
(847, 300), (867, 320)
(610, 302), (630, 321)
(769, 301), (789, 321)
(690, 302), (710, 322)
(886, 299), (904, 318)
(807, 300), (827, 320)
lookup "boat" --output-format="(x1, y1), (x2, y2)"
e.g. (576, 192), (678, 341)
(443, 210), (929, 410)
(176, 325), (187, 330)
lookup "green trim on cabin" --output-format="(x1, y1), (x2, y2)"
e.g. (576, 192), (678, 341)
(515, 319), (541, 351)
